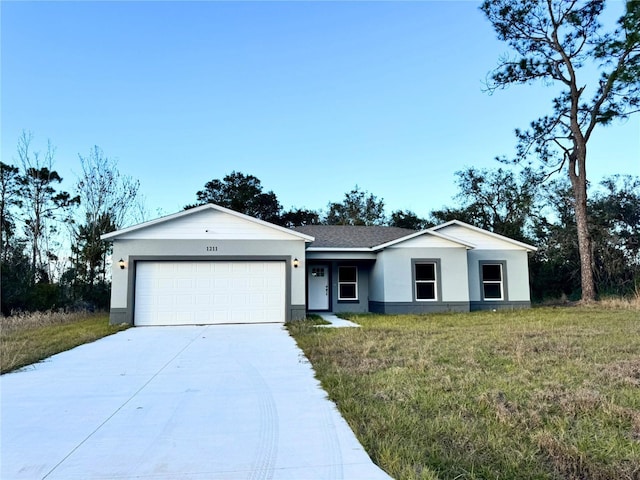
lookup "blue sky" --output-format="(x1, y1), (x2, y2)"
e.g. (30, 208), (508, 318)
(2, 0), (638, 222)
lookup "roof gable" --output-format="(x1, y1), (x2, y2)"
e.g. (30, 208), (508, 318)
(374, 229), (475, 250)
(431, 220), (537, 252)
(102, 204), (314, 242)
(293, 225), (416, 249)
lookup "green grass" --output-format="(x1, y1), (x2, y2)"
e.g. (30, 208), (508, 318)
(1, 311), (129, 374)
(288, 307), (640, 480)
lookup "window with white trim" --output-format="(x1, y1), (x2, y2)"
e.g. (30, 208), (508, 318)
(415, 262), (437, 301)
(338, 266), (358, 300)
(481, 263), (504, 300)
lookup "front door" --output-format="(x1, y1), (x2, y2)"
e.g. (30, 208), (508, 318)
(308, 265), (329, 310)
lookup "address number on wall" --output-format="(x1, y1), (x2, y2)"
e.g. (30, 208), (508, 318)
(206, 246), (218, 252)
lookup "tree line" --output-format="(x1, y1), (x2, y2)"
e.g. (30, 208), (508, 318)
(1, 132), (144, 315)
(2, 140), (638, 315)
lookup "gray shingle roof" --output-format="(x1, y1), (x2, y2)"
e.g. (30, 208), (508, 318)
(293, 225), (417, 248)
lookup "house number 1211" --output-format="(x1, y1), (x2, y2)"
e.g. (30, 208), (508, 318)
(206, 246), (218, 252)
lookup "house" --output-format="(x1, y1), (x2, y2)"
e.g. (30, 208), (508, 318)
(102, 204), (537, 326)
(295, 222), (536, 314)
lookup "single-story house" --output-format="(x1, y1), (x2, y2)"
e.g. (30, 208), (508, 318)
(102, 204), (537, 326)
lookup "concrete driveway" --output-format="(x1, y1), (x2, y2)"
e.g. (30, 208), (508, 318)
(1, 324), (391, 480)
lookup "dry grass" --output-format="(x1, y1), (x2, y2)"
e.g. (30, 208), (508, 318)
(591, 293), (640, 310)
(1, 311), (128, 374)
(1, 310), (95, 334)
(289, 307), (640, 480)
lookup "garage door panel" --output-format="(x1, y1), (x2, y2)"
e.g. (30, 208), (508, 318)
(195, 263), (211, 273)
(213, 263), (231, 273)
(176, 279), (192, 290)
(176, 294), (193, 305)
(195, 295), (210, 305)
(176, 311), (193, 324)
(134, 261), (285, 326)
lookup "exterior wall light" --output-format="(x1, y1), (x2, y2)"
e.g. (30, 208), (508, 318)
(118, 258), (126, 270)
(293, 258), (299, 268)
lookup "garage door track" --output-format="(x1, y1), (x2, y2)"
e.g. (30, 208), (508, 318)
(1, 324), (391, 479)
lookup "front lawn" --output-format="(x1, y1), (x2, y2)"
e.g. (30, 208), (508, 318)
(1, 311), (129, 374)
(288, 307), (640, 480)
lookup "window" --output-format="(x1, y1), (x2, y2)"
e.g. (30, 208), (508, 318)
(338, 266), (358, 300)
(415, 262), (437, 301)
(481, 263), (504, 300)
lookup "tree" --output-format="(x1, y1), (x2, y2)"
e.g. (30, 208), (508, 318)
(17, 132), (79, 284)
(325, 186), (386, 226)
(0, 162), (22, 263)
(0, 239), (31, 315)
(590, 175), (640, 294)
(481, 0), (640, 301)
(72, 146), (142, 296)
(190, 171), (282, 224)
(75, 146), (142, 230)
(71, 213), (117, 296)
(430, 167), (541, 243)
(528, 179), (582, 299)
(530, 175), (640, 299)
(279, 208), (321, 228)
(389, 210), (430, 230)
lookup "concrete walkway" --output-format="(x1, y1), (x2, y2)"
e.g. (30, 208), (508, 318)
(1, 324), (391, 480)
(317, 313), (361, 328)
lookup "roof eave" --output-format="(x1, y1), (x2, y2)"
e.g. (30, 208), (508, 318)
(432, 220), (538, 252)
(101, 204), (315, 242)
(372, 229), (476, 251)
(306, 247), (374, 252)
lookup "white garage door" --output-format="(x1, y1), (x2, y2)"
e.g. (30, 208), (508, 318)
(134, 261), (285, 326)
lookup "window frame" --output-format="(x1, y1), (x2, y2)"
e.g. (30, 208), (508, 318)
(412, 259), (441, 302)
(479, 261), (507, 301)
(338, 266), (358, 301)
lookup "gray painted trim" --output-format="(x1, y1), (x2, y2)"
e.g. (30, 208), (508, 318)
(411, 258), (443, 303)
(478, 260), (509, 301)
(109, 308), (130, 326)
(290, 304), (307, 321)
(369, 301), (469, 314)
(470, 300), (530, 311)
(125, 255), (294, 325)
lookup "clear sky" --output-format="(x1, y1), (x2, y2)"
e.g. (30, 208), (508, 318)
(2, 0), (638, 222)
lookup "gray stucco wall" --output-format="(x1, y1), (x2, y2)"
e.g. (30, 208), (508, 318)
(109, 238), (307, 325)
(306, 261), (372, 314)
(332, 262), (370, 314)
